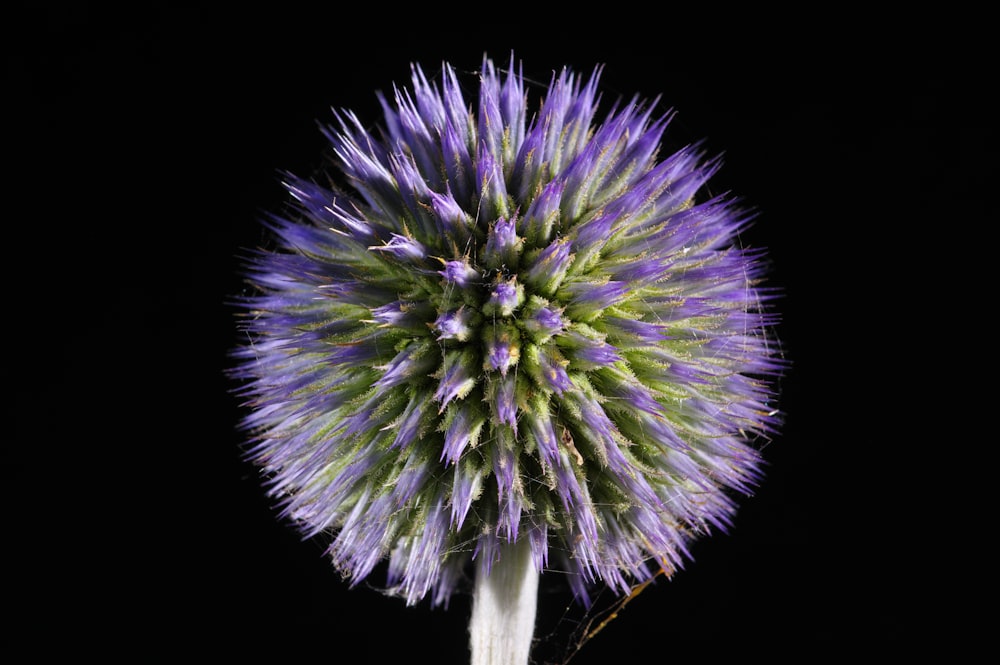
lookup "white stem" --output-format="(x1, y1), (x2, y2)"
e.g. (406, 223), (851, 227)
(469, 538), (539, 665)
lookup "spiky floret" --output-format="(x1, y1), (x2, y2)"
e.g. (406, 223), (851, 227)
(232, 54), (784, 608)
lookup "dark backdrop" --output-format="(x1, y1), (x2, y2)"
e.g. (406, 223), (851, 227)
(10, 5), (990, 661)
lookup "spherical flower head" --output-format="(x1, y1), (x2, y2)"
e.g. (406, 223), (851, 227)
(232, 54), (785, 608)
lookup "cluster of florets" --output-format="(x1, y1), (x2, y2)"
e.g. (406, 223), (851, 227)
(232, 55), (784, 608)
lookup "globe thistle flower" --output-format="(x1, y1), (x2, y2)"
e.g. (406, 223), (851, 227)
(232, 53), (784, 663)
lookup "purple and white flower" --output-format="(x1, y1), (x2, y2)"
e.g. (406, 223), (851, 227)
(232, 54), (784, 628)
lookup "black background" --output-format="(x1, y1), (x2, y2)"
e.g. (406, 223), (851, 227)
(9, 4), (991, 661)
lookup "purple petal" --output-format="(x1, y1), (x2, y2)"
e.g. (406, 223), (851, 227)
(522, 238), (573, 297)
(484, 276), (524, 317)
(525, 344), (572, 395)
(483, 216), (523, 269)
(432, 307), (474, 341)
(493, 374), (519, 430)
(441, 402), (486, 465)
(375, 340), (436, 391)
(369, 233), (427, 262)
(433, 349), (478, 409)
(438, 258), (481, 288)
(451, 460), (484, 528)
(484, 325), (520, 375)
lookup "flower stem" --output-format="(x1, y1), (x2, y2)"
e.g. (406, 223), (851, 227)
(469, 538), (539, 665)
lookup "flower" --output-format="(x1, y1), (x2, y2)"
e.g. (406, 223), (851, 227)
(231, 53), (784, 612)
